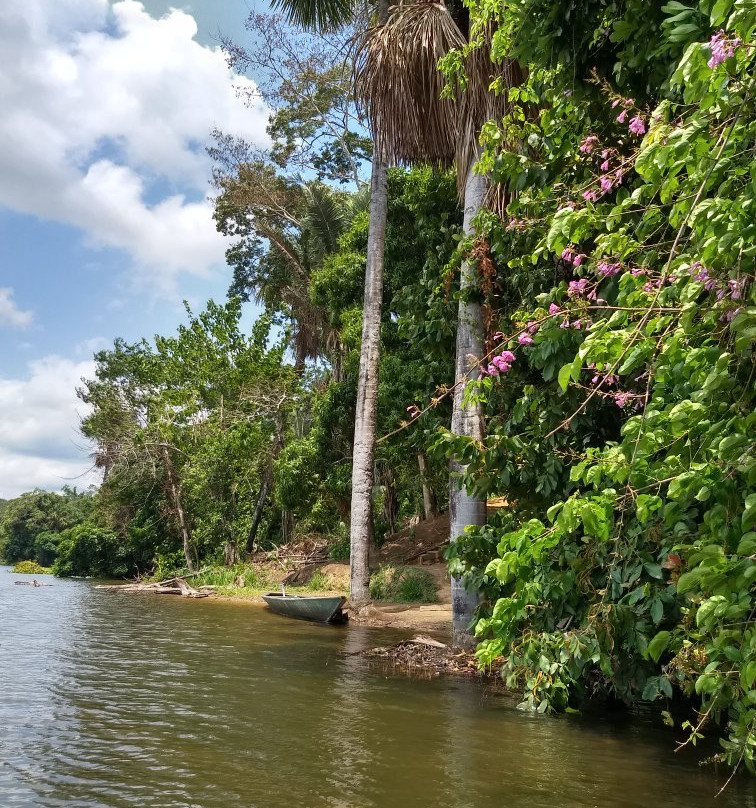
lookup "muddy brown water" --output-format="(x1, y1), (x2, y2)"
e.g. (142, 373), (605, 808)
(1, 567), (753, 808)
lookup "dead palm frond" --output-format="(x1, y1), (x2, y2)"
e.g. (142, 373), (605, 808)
(354, 0), (466, 167)
(454, 25), (524, 192)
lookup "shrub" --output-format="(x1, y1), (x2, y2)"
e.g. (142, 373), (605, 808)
(327, 534), (350, 561)
(12, 560), (51, 575)
(369, 564), (438, 603)
(53, 524), (128, 578)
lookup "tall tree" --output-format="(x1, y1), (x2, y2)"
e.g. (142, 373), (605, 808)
(356, 3), (520, 642)
(270, 0), (391, 608)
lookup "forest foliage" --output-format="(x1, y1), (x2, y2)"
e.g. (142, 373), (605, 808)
(1, 0), (753, 773)
(438, 0), (754, 772)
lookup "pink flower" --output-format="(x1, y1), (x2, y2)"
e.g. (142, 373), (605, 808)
(614, 392), (632, 408)
(518, 332), (534, 346)
(597, 261), (621, 277)
(728, 279), (744, 300)
(600, 159), (611, 172)
(571, 319), (582, 330)
(527, 321), (539, 334)
(560, 318), (570, 329)
(629, 116), (646, 136)
(617, 110), (628, 124)
(614, 169), (625, 185)
(579, 135), (599, 154)
(568, 279), (589, 297)
(573, 253), (587, 267)
(611, 99), (621, 109)
(488, 350), (516, 376)
(583, 190), (600, 203)
(630, 267), (647, 277)
(562, 246), (575, 264)
(548, 303), (561, 315)
(599, 175), (614, 194)
(708, 30), (742, 69)
(406, 404), (421, 419)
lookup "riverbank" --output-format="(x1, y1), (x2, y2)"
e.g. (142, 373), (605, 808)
(201, 559), (454, 635)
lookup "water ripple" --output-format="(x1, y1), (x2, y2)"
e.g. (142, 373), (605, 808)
(1, 568), (752, 808)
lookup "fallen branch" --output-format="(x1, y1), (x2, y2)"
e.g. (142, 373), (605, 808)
(96, 577), (209, 598)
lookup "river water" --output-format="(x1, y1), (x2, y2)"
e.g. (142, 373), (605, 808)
(1, 568), (752, 808)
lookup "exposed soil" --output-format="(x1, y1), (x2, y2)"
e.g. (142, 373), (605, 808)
(254, 514), (456, 633)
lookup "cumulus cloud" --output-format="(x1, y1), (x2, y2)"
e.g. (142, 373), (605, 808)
(0, 288), (33, 329)
(0, 1), (269, 291)
(0, 356), (100, 498)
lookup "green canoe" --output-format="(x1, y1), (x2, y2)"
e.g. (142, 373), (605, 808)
(261, 593), (347, 623)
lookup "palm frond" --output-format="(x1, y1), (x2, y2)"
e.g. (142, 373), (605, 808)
(270, 0), (356, 32)
(454, 26), (524, 190)
(354, 0), (465, 167)
(303, 183), (346, 255)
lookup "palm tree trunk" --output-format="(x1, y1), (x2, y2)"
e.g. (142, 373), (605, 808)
(349, 153), (388, 607)
(348, 0), (390, 610)
(449, 155), (487, 647)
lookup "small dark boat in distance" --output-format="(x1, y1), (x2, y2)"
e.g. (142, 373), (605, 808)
(261, 592), (348, 624)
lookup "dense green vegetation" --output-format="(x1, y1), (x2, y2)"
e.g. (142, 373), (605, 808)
(3, 0), (752, 775)
(440, 0), (755, 773)
(12, 560), (52, 575)
(369, 564), (439, 603)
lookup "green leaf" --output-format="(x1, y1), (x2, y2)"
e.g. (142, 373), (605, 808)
(558, 363), (572, 393)
(736, 532), (756, 556)
(743, 494), (756, 531)
(676, 568), (704, 595)
(647, 630), (672, 662)
(644, 562), (663, 580)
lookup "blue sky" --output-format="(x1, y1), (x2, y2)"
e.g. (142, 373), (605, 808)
(0, 1), (269, 498)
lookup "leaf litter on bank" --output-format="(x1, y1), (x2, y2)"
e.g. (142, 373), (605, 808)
(356, 635), (501, 679)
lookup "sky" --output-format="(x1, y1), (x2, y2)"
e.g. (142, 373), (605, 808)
(0, 0), (270, 499)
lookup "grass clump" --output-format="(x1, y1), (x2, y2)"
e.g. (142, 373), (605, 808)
(306, 569), (333, 591)
(186, 564), (270, 595)
(369, 564), (438, 603)
(12, 560), (52, 575)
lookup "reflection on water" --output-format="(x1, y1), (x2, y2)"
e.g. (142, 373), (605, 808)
(0, 567), (752, 808)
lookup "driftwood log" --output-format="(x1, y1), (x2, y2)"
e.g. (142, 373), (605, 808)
(14, 580), (52, 587)
(95, 576), (209, 598)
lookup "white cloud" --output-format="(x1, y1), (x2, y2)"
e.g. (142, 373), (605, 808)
(0, 288), (33, 329)
(0, 1), (269, 292)
(0, 356), (100, 498)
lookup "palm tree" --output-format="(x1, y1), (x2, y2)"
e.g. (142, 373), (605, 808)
(273, 0), (519, 632)
(356, 8), (521, 644)
(215, 163), (347, 368)
(271, 0), (391, 608)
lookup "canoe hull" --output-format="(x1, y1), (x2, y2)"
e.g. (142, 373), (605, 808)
(261, 593), (347, 623)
